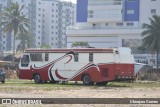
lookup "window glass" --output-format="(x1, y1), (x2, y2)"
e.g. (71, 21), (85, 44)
(21, 55), (30, 67)
(74, 53), (79, 62)
(45, 53), (49, 61)
(30, 53), (43, 61)
(89, 53), (93, 62)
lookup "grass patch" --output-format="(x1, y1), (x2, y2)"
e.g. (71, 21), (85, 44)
(1, 79), (160, 93)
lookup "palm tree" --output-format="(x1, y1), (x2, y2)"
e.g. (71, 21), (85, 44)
(16, 31), (33, 52)
(141, 15), (160, 69)
(71, 41), (90, 48)
(0, 2), (30, 62)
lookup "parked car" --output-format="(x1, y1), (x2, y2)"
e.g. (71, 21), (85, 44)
(0, 69), (5, 83)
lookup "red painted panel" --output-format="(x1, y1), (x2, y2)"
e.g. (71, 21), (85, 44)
(72, 63), (134, 82)
(19, 69), (32, 80)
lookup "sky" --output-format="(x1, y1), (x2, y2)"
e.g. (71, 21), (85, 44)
(64, 0), (77, 4)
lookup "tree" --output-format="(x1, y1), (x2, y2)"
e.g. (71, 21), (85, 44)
(0, 2), (30, 62)
(71, 41), (90, 48)
(16, 31), (33, 52)
(141, 15), (160, 69)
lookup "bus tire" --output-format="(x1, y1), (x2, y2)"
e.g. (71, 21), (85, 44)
(82, 74), (93, 85)
(34, 74), (42, 84)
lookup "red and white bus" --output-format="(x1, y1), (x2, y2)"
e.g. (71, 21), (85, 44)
(18, 47), (135, 85)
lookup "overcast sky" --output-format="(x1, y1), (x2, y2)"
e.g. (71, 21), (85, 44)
(64, 0), (77, 4)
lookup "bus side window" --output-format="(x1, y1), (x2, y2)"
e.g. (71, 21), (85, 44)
(89, 53), (93, 62)
(21, 55), (30, 67)
(74, 53), (79, 62)
(45, 53), (49, 61)
(30, 53), (43, 61)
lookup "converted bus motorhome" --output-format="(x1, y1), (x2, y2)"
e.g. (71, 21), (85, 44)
(18, 47), (135, 85)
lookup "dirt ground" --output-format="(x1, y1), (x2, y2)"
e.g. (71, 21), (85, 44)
(0, 80), (160, 107)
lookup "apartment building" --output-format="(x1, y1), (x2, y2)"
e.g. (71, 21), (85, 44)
(66, 0), (160, 67)
(36, 0), (76, 48)
(0, 0), (76, 52)
(0, 0), (36, 51)
(67, 0), (160, 50)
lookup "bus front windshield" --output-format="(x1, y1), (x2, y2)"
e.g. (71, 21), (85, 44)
(21, 55), (30, 67)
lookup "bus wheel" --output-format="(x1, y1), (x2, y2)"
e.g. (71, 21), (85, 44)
(34, 74), (42, 84)
(82, 74), (93, 85)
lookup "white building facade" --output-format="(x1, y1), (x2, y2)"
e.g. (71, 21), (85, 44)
(66, 0), (160, 66)
(36, 0), (76, 48)
(67, 0), (160, 50)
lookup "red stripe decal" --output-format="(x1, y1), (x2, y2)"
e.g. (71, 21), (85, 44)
(55, 69), (68, 80)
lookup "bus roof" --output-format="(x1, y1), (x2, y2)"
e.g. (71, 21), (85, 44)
(25, 48), (114, 53)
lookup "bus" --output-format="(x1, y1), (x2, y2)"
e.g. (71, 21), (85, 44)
(18, 47), (135, 85)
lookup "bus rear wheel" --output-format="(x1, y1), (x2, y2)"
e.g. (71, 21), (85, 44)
(82, 74), (93, 85)
(34, 74), (41, 84)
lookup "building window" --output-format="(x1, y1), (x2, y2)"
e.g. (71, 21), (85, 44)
(74, 53), (79, 62)
(127, 22), (134, 26)
(89, 53), (93, 62)
(151, 9), (156, 14)
(127, 10), (134, 14)
(116, 23), (123, 26)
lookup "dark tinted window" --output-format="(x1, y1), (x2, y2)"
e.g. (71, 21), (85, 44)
(30, 53), (42, 61)
(74, 53), (79, 62)
(89, 53), (93, 62)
